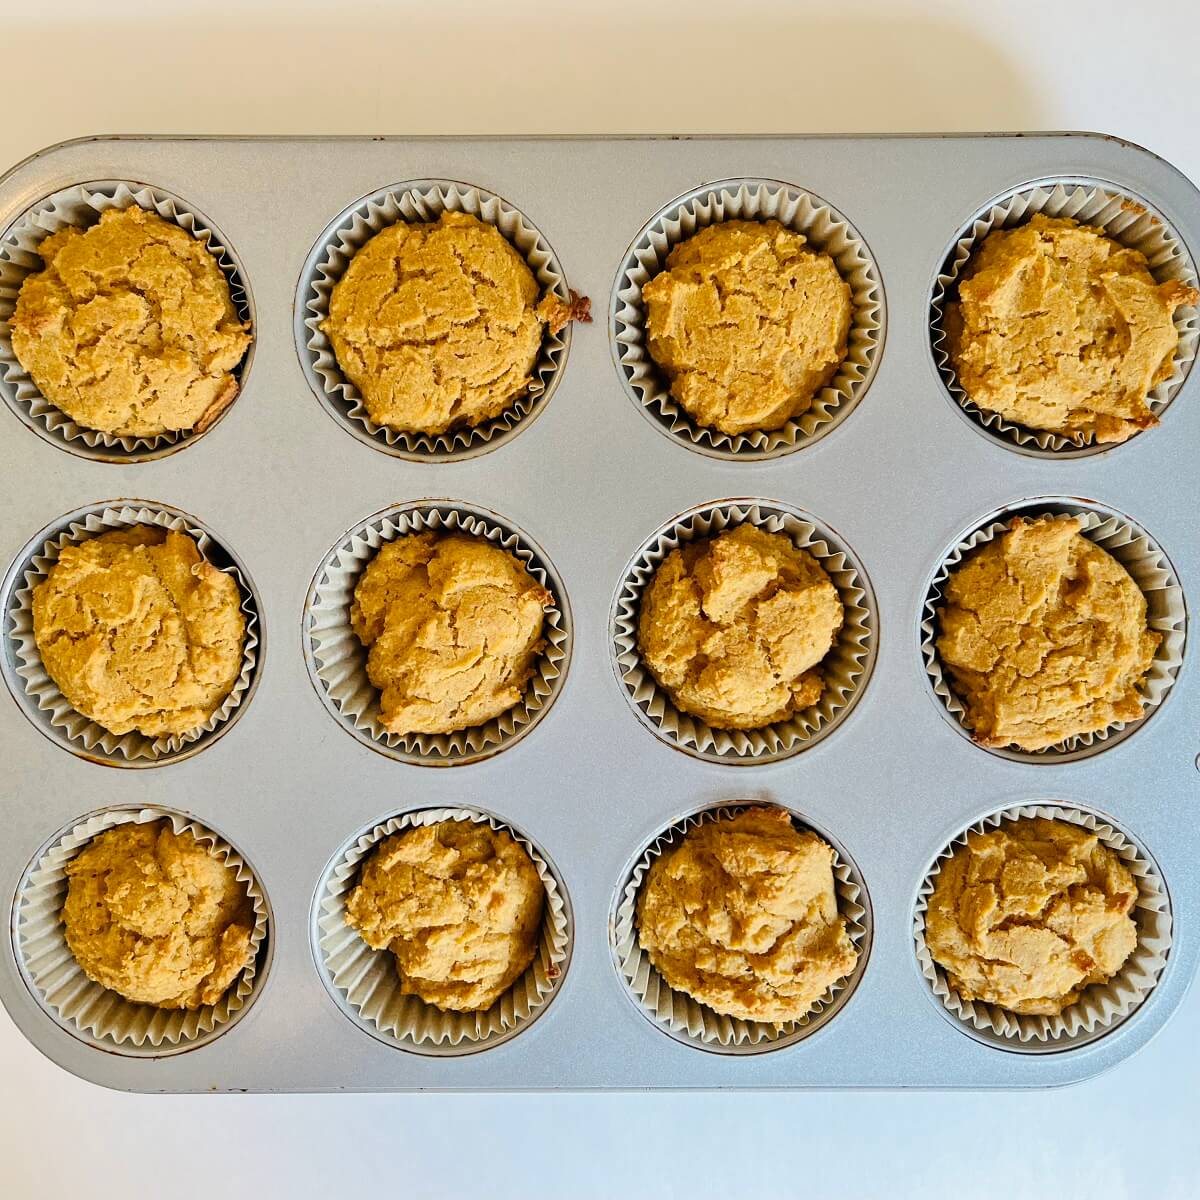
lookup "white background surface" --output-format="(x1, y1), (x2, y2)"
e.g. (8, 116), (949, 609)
(1, 1), (1197, 1195)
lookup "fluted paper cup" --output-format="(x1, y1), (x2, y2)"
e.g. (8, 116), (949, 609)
(0, 181), (254, 461)
(12, 806), (270, 1055)
(913, 801), (1171, 1051)
(611, 178), (884, 459)
(304, 500), (571, 765)
(1, 501), (262, 766)
(611, 802), (869, 1053)
(299, 180), (573, 461)
(929, 178), (1198, 457)
(921, 499), (1185, 762)
(314, 807), (571, 1055)
(611, 499), (876, 764)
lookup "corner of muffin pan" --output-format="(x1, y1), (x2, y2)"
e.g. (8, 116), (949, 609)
(0, 179), (257, 464)
(609, 177), (887, 461)
(0, 499), (265, 768)
(608, 799), (873, 1056)
(302, 499), (572, 766)
(293, 178), (575, 463)
(927, 175), (1200, 460)
(610, 497), (879, 764)
(919, 495), (1187, 764)
(910, 797), (1173, 1055)
(10, 803), (274, 1058)
(309, 804), (574, 1057)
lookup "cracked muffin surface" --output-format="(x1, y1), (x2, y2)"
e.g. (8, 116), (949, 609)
(636, 807), (858, 1023)
(642, 219), (852, 436)
(345, 819), (544, 1012)
(9, 205), (250, 438)
(351, 531), (551, 736)
(925, 817), (1139, 1016)
(62, 821), (255, 1010)
(945, 214), (1198, 444)
(322, 210), (567, 435)
(637, 524), (843, 730)
(936, 515), (1160, 752)
(32, 525), (246, 739)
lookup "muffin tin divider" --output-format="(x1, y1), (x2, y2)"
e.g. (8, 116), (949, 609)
(0, 133), (1196, 1091)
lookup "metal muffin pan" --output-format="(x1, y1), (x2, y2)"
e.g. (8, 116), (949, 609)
(0, 133), (1196, 1092)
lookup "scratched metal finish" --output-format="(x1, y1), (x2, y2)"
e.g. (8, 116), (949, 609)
(0, 134), (1195, 1091)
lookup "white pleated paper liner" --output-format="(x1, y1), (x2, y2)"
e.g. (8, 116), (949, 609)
(610, 178), (884, 460)
(313, 807), (572, 1056)
(304, 501), (571, 765)
(299, 179), (572, 462)
(0, 180), (255, 462)
(929, 178), (1199, 458)
(920, 499), (1185, 763)
(611, 500), (877, 764)
(912, 801), (1171, 1052)
(611, 802), (870, 1055)
(12, 805), (271, 1056)
(1, 501), (262, 767)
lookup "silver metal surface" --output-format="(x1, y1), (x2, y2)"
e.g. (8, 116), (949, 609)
(0, 133), (1195, 1092)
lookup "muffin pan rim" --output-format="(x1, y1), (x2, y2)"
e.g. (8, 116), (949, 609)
(0, 178), (257, 464)
(926, 174), (1199, 461)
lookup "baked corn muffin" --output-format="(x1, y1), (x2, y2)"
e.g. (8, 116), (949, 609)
(351, 531), (551, 736)
(9, 206), (250, 438)
(637, 524), (843, 730)
(62, 821), (255, 1009)
(945, 214), (1198, 444)
(636, 807), (858, 1023)
(32, 526), (246, 739)
(642, 220), (852, 436)
(345, 819), (544, 1012)
(322, 211), (583, 436)
(936, 515), (1160, 751)
(925, 817), (1139, 1017)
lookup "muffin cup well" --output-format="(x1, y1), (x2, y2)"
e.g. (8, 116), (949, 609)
(610, 178), (884, 460)
(2, 501), (262, 766)
(921, 499), (1185, 763)
(12, 806), (270, 1055)
(913, 801), (1171, 1051)
(929, 178), (1199, 457)
(304, 501), (571, 765)
(611, 802), (870, 1054)
(298, 180), (572, 462)
(611, 500), (876, 764)
(314, 807), (571, 1055)
(0, 181), (254, 462)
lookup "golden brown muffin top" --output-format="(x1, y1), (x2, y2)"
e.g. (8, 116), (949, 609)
(636, 807), (858, 1024)
(62, 821), (255, 1010)
(642, 220), (851, 436)
(925, 817), (1139, 1017)
(32, 526), (246, 739)
(936, 515), (1159, 751)
(945, 214), (1198, 444)
(322, 211), (568, 436)
(351, 531), (551, 736)
(637, 524), (843, 730)
(345, 820), (544, 1013)
(9, 206), (249, 438)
